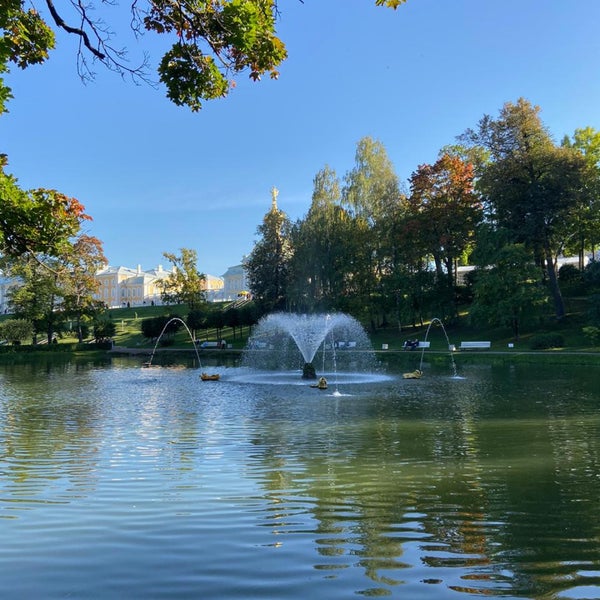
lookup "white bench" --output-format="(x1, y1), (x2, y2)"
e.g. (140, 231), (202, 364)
(336, 341), (357, 348)
(459, 341), (491, 350)
(417, 341), (430, 349)
(198, 341), (221, 348)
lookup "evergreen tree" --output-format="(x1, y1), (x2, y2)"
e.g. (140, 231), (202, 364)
(245, 187), (293, 313)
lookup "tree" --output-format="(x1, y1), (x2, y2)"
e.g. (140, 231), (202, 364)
(141, 315), (181, 341)
(59, 234), (106, 342)
(407, 153), (481, 291)
(470, 243), (547, 340)
(187, 307), (209, 338)
(0, 1), (406, 112)
(0, 0), (55, 115)
(464, 98), (590, 320)
(288, 166), (356, 312)
(0, 169), (94, 263)
(223, 305), (241, 339)
(160, 248), (207, 309)
(245, 187), (292, 312)
(238, 301), (260, 335)
(5, 257), (62, 344)
(342, 137), (404, 328)
(205, 307), (225, 339)
(562, 127), (600, 266)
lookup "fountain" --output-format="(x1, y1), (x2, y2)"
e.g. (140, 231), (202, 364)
(418, 317), (459, 378)
(240, 312), (384, 385)
(144, 317), (204, 370)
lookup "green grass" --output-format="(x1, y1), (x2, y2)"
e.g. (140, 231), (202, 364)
(2, 298), (599, 363)
(106, 304), (249, 351)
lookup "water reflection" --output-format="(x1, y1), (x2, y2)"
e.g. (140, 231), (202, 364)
(0, 359), (599, 598)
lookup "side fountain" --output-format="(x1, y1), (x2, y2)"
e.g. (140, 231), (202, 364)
(144, 317), (215, 377)
(417, 317), (459, 378)
(238, 312), (387, 386)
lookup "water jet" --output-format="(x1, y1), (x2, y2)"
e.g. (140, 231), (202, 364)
(241, 312), (382, 386)
(418, 317), (458, 378)
(144, 317), (204, 370)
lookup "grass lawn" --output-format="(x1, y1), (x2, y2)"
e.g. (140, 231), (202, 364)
(2, 298), (599, 362)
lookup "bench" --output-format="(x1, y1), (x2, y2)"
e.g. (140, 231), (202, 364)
(459, 341), (491, 350)
(197, 340), (222, 348)
(403, 340), (430, 350)
(335, 341), (357, 349)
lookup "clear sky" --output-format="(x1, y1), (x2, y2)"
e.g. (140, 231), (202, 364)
(2, 0), (600, 277)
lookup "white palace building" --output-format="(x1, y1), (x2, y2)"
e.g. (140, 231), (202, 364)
(0, 262), (250, 313)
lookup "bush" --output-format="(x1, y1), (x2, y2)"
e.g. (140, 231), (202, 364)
(0, 319), (34, 345)
(587, 294), (600, 327)
(529, 333), (565, 350)
(559, 264), (585, 295)
(141, 315), (182, 340)
(582, 326), (600, 346)
(94, 319), (117, 342)
(559, 263), (581, 283)
(583, 261), (600, 291)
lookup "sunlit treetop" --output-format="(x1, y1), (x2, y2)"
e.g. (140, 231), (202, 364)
(0, 0), (408, 113)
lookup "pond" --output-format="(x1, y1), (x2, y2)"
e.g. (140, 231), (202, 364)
(1, 357), (600, 599)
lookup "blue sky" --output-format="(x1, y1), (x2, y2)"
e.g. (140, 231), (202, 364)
(3, 0), (600, 277)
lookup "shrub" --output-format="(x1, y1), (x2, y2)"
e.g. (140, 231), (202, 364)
(559, 263), (581, 283)
(587, 294), (600, 327)
(141, 315), (181, 340)
(582, 326), (600, 346)
(0, 319), (34, 345)
(529, 333), (565, 350)
(559, 263), (585, 295)
(94, 319), (116, 342)
(583, 261), (600, 291)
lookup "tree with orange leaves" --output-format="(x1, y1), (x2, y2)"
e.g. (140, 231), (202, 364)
(407, 153), (482, 291)
(0, 168), (92, 261)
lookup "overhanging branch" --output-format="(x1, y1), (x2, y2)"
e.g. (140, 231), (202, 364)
(45, 0), (106, 60)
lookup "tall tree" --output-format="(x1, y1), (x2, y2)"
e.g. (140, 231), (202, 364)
(464, 98), (589, 320)
(160, 248), (207, 309)
(407, 153), (481, 289)
(5, 257), (62, 344)
(289, 166), (356, 312)
(562, 127), (600, 266)
(59, 234), (107, 342)
(342, 137), (403, 327)
(470, 243), (547, 340)
(245, 187), (292, 313)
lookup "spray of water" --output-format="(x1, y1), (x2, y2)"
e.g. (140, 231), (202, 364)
(418, 317), (458, 378)
(145, 317), (203, 368)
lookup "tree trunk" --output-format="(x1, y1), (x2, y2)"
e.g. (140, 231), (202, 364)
(544, 245), (565, 320)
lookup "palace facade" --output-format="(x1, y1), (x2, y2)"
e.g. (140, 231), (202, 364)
(0, 261), (251, 313)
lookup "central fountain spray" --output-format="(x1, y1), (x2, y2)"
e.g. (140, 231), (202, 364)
(242, 312), (378, 380)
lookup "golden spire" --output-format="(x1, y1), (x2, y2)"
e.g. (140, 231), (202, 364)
(271, 186), (279, 210)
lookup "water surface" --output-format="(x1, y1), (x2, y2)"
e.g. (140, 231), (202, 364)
(1, 358), (599, 599)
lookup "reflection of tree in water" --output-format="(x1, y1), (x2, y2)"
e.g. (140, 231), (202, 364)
(0, 360), (209, 508)
(246, 381), (600, 597)
(1, 362), (104, 502)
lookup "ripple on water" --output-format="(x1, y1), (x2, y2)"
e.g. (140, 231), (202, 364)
(1, 361), (600, 599)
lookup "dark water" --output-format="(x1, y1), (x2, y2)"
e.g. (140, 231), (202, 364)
(1, 358), (599, 599)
